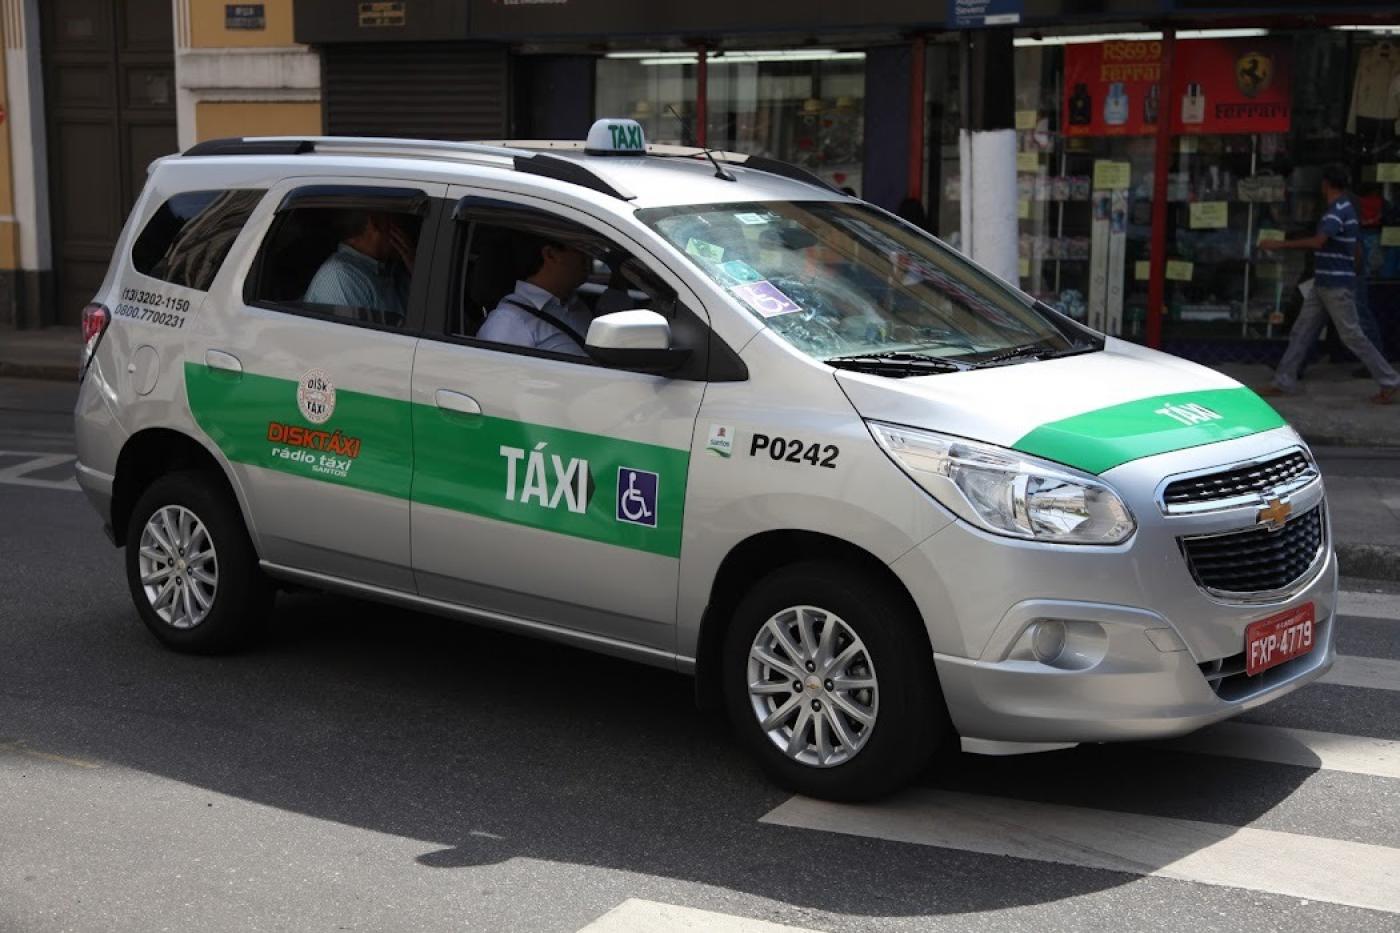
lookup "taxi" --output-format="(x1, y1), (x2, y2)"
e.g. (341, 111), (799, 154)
(74, 119), (1336, 800)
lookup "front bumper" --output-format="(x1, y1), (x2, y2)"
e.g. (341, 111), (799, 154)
(889, 427), (1339, 749)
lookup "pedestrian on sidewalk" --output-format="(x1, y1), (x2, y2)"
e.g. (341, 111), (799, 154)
(1259, 163), (1398, 405)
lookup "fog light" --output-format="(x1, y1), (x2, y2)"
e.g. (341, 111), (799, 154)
(1031, 621), (1067, 664)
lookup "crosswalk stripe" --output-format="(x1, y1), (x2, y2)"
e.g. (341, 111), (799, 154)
(1338, 591), (1400, 622)
(1322, 654), (1400, 692)
(0, 450), (78, 491)
(578, 899), (822, 933)
(761, 790), (1400, 914)
(1154, 721), (1400, 779)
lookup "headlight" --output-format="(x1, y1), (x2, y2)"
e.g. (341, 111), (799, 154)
(868, 422), (1136, 545)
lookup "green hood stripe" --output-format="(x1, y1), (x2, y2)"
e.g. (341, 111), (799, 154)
(1011, 387), (1287, 475)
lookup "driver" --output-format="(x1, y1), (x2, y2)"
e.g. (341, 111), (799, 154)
(478, 233), (593, 355)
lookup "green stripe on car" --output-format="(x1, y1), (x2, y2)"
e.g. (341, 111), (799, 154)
(1012, 387), (1287, 475)
(185, 363), (688, 558)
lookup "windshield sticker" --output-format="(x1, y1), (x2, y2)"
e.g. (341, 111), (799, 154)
(719, 259), (762, 284)
(705, 424), (734, 458)
(735, 212), (771, 225)
(685, 237), (725, 263)
(731, 280), (802, 319)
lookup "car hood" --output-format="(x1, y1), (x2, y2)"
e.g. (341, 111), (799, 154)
(835, 338), (1290, 475)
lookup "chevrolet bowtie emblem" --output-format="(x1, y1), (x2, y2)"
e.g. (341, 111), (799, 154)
(1257, 497), (1292, 532)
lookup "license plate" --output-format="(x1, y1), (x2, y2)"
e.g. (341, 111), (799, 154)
(1245, 604), (1315, 677)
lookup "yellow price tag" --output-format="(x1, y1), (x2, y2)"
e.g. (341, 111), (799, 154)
(1257, 228), (1285, 245)
(1016, 152), (1039, 173)
(1377, 163), (1400, 183)
(1134, 260), (1151, 281)
(1018, 199), (1030, 219)
(1018, 257), (1031, 278)
(1189, 202), (1229, 229)
(1092, 161), (1131, 190)
(1382, 227), (1400, 247)
(1016, 110), (1038, 131)
(1166, 260), (1194, 282)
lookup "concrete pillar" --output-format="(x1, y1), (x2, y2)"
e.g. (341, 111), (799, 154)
(958, 28), (1017, 284)
(2, 0), (51, 328)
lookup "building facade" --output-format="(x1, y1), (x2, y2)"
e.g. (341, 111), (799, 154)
(3, 0), (1398, 367)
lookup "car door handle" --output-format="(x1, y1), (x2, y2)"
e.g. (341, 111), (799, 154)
(435, 389), (482, 415)
(205, 350), (242, 374)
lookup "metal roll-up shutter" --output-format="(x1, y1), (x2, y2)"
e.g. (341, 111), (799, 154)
(322, 43), (509, 140)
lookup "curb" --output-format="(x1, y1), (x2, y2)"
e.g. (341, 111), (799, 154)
(0, 360), (75, 382)
(1336, 543), (1400, 584)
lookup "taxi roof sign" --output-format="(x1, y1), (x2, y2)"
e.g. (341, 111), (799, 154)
(586, 118), (647, 156)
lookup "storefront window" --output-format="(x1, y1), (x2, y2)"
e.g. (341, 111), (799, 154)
(595, 54), (698, 146)
(929, 27), (1400, 354)
(705, 51), (867, 194)
(594, 50), (866, 192)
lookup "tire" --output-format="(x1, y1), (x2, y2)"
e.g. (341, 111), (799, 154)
(721, 561), (946, 801)
(124, 470), (273, 654)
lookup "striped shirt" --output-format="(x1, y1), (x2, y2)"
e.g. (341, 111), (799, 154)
(1314, 196), (1359, 288)
(303, 243), (409, 324)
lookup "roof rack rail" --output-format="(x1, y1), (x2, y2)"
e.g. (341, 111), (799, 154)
(184, 137), (315, 157)
(512, 153), (634, 201)
(477, 140), (842, 194)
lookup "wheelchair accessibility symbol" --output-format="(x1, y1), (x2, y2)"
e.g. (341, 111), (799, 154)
(616, 467), (659, 528)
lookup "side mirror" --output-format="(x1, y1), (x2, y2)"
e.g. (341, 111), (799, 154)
(584, 309), (691, 374)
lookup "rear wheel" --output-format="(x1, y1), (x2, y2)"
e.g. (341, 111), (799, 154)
(722, 562), (945, 801)
(124, 471), (272, 653)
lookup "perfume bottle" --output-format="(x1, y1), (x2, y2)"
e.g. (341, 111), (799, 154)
(1144, 84), (1160, 125)
(1069, 83), (1092, 126)
(1181, 82), (1206, 125)
(1103, 83), (1129, 126)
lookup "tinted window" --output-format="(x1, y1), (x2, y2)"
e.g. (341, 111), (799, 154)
(131, 189), (264, 291)
(247, 201), (425, 330)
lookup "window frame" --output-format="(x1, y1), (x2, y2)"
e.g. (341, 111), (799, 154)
(241, 183), (443, 337)
(129, 187), (267, 293)
(421, 191), (745, 383)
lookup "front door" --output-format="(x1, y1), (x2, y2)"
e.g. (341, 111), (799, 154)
(186, 178), (445, 592)
(409, 189), (708, 652)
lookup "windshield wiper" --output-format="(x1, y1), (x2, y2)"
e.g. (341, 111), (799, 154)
(971, 343), (1058, 367)
(825, 351), (973, 375)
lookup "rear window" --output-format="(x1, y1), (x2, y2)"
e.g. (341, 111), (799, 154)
(131, 189), (264, 291)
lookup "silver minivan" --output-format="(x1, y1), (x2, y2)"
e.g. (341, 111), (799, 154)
(75, 120), (1336, 800)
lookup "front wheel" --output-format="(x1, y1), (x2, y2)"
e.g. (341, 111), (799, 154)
(722, 562), (946, 801)
(124, 471), (272, 654)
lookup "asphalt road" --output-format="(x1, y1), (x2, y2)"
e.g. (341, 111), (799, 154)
(2, 377), (1399, 933)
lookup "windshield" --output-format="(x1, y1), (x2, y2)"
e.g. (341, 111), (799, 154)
(638, 200), (1099, 369)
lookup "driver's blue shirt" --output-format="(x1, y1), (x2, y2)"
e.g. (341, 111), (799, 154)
(479, 280), (592, 355)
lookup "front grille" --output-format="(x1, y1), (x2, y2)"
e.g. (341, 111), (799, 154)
(1163, 451), (1313, 507)
(1180, 505), (1325, 596)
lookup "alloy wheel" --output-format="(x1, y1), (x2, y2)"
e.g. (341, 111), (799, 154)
(137, 505), (218, 629)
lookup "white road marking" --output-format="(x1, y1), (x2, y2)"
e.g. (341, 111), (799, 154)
(1155, 721), (1400, 779)
(0, 450), (78, 491)
(762, 790), (1400, 915)
(1338, 590), (1400, 622)
(1322, 654), (1400, 692)
(578, 899), (823, 933)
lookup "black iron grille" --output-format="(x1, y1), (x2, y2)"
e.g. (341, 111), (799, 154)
(1163, 451), (1313, 507)
(1181, 505), (1324, 595)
